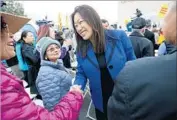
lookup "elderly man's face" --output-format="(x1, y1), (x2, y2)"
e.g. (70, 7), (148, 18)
(162, 9), (176, 44)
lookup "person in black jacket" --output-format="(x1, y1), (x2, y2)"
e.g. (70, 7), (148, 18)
(144, 19), (156, 52)
(129, 17), (154, 58)
(18, 30), (41, 98)
(108, 2), (177, 120)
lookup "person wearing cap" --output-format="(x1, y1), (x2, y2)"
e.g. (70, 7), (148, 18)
(108, 1), (177, 120)
(1, 6), (83, 120)
(36, 37), (73, 111)
(129, 17), (154, 58)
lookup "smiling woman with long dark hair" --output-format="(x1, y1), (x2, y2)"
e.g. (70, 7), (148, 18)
(71, 5), (136, 120)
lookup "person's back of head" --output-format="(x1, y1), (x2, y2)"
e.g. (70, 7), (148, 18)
(131, 17), (146, 34)
(145, 19), (152, 29)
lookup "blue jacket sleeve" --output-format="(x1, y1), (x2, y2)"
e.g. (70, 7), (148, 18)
(119, 30), (136, 61)
(158, 42), (166, 56)
(74, 54), (87, 91)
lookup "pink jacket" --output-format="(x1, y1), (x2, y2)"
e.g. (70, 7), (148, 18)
(1, 64), (83, 120)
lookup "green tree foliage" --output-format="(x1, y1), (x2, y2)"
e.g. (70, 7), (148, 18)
(1, 0), (25, 16)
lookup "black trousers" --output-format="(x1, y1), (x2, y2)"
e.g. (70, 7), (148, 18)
(23, 71), (29, 84)
(95, 108), (108, 120)
(95, 96), (109, 120)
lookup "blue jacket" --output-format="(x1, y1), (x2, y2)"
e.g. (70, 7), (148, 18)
(74, 30), (136, 112)
(36, 59), (72, 111)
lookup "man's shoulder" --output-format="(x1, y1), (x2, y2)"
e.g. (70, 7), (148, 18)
(142, 37), (153, 44)
(120, 53), (176, 76)
(145, 29), (154, 36)
(115, 53), (176, 98)
(123, 57), (156, 72)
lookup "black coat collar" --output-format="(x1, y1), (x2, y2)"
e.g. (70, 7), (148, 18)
(129, 31), (145, 38)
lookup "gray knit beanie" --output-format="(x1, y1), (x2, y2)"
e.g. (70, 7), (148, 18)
(37, 37), (61, 60)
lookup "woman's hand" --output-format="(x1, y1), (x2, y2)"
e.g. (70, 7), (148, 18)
(70, 85), (83, 95)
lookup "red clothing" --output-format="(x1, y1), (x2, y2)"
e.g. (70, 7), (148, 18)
(1, 64), (83, 120)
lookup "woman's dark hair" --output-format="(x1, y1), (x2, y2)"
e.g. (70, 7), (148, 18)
(18, 30), (31, 43)
(71, 5), (105, 57)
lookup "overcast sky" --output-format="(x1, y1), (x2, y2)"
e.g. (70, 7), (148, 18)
(21, 1), (119, 25)
(20, 1), (171, 27)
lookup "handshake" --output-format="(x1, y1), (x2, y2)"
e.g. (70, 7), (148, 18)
(69, 85), (83, 95)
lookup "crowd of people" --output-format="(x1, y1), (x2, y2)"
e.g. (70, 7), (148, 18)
(1, 1), (176, 120)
